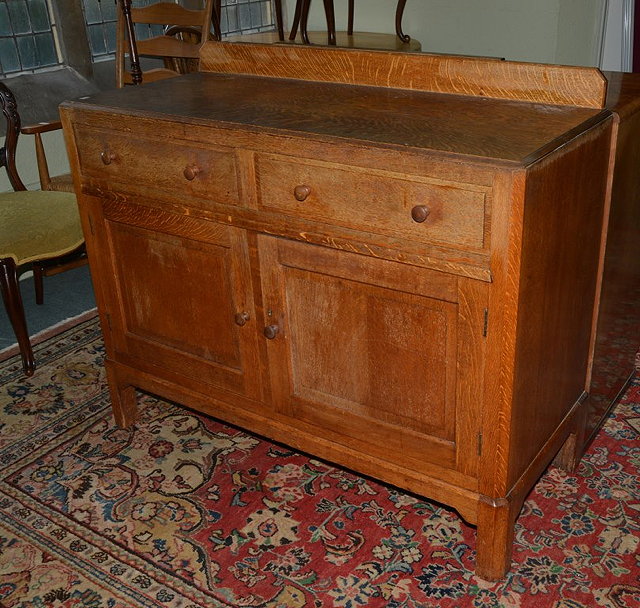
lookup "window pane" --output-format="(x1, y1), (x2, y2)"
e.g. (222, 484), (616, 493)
(238, 4), (251, 30)
(34, 32), (57, 66)
(87, 23), (107, 56)
(0, 37), (20, 72)
(249, 2), (262, 28)
(0, 4), (11, 36)
(223, 7), (237, 33)
(83, 0), (102, 24)
(104, 23), (117, 54)
(101, 1), (117, 21)
(29, 0), (51, 32)
(16, 34), (37, 69)
(7, 1), (31, 35)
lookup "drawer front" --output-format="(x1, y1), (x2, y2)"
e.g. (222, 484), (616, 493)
(256, 154), (489, 250)
(75, 127), (241, 205)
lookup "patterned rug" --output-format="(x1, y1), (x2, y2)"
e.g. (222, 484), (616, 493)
(0, 317), (638, 608)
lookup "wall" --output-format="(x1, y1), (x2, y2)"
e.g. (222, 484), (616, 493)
(287, 0), (605, 65)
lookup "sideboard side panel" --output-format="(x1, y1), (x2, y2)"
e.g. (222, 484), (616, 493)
(507, 117), (614, 488)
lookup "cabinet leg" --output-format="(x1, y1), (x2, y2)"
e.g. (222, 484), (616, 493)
(475, 496), (518, 581)
(105, 361), (137, 428)
(553, 409), (587, 472)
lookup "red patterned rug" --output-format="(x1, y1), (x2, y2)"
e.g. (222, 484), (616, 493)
(0, 317), (638, 607)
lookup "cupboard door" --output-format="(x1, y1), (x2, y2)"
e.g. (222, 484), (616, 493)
(259, 236), (486, 475)
(102, 199), (262, 401)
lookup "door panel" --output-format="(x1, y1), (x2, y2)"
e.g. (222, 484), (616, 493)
(103, 200), (261, 400)
(259, 236), (486, 472)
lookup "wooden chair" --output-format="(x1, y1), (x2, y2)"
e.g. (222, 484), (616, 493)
(290, 0), (410, 46)
(116, 0), (215, 87)
(0, 81), (85, 376)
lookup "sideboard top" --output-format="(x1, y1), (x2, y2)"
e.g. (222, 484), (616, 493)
(64, 70), (607, 167)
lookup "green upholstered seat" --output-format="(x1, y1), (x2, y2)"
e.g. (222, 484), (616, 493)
(1, 79), (85, 377)
(0, 190), (83, 265)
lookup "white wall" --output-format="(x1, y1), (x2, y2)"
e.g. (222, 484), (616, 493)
(286, 0), (605, 66)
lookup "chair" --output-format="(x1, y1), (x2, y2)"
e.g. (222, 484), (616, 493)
(290, 0), (410, 46)
(19, 118), (88, 307)
(0, 81), (84, 376)
(116, 0), (216, 87)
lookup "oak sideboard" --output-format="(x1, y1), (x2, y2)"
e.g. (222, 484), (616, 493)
(61, 43), (640, 580)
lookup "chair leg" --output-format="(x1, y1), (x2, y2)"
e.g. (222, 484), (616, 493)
(273, 0), (284, 41)
(34, 263), (44, 305)
(322, 0), (336, 45)
(0, 257), (35, 376)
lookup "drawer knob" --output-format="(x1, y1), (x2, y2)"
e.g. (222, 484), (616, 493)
(183, 164), (200, 181)
(234, 311), (250, 326)
(293, 185), (311, 202)
(411, 205), (430, 223)
(100, 151), (116, 165)
(263, 324), (279, 340)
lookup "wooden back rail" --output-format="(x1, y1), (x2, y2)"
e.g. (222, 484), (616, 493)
(199, 42), (608, 109)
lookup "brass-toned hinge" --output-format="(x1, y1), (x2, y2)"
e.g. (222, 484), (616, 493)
(477, 431), (483, 456)
(482, 308), (489, 337)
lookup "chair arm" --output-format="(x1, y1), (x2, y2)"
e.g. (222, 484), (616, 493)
(20, 120), (62, 135)
(19, 120), (64, 190)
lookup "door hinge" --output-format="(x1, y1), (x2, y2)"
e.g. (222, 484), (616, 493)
(482, 308), (489, 337)
(477, 431), (483, 456)
(105, 312), (112, 332)
(88, 214), (95, 236)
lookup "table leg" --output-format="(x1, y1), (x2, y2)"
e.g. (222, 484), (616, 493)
(300, 0), (312, 44)
(106, 360), (138, 428)
(289, 0), (303, 40)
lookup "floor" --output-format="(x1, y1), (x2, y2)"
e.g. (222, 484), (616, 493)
(0, 264), (96, 351)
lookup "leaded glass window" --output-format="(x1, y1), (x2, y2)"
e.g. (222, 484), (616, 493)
(0, 0), (60, 75)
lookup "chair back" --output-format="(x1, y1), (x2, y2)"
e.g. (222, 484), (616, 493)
(116, 0), (215, 88)
(0, 81), (26, 191)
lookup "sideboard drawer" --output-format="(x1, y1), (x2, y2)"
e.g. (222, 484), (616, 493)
(75, 127), (241, 205)
(255, 153), (489, 250)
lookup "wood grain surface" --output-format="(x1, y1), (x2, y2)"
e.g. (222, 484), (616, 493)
(200, 42), (607, 108)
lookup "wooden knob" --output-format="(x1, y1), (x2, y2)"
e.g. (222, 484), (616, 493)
(411, 205), (430, 223)
(234, 312), (250, 326)
(293, 185), (311, 202)
(183, 164), (200, 181)
(100, 151), (116, 165)
(263, 324), (279, 340)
